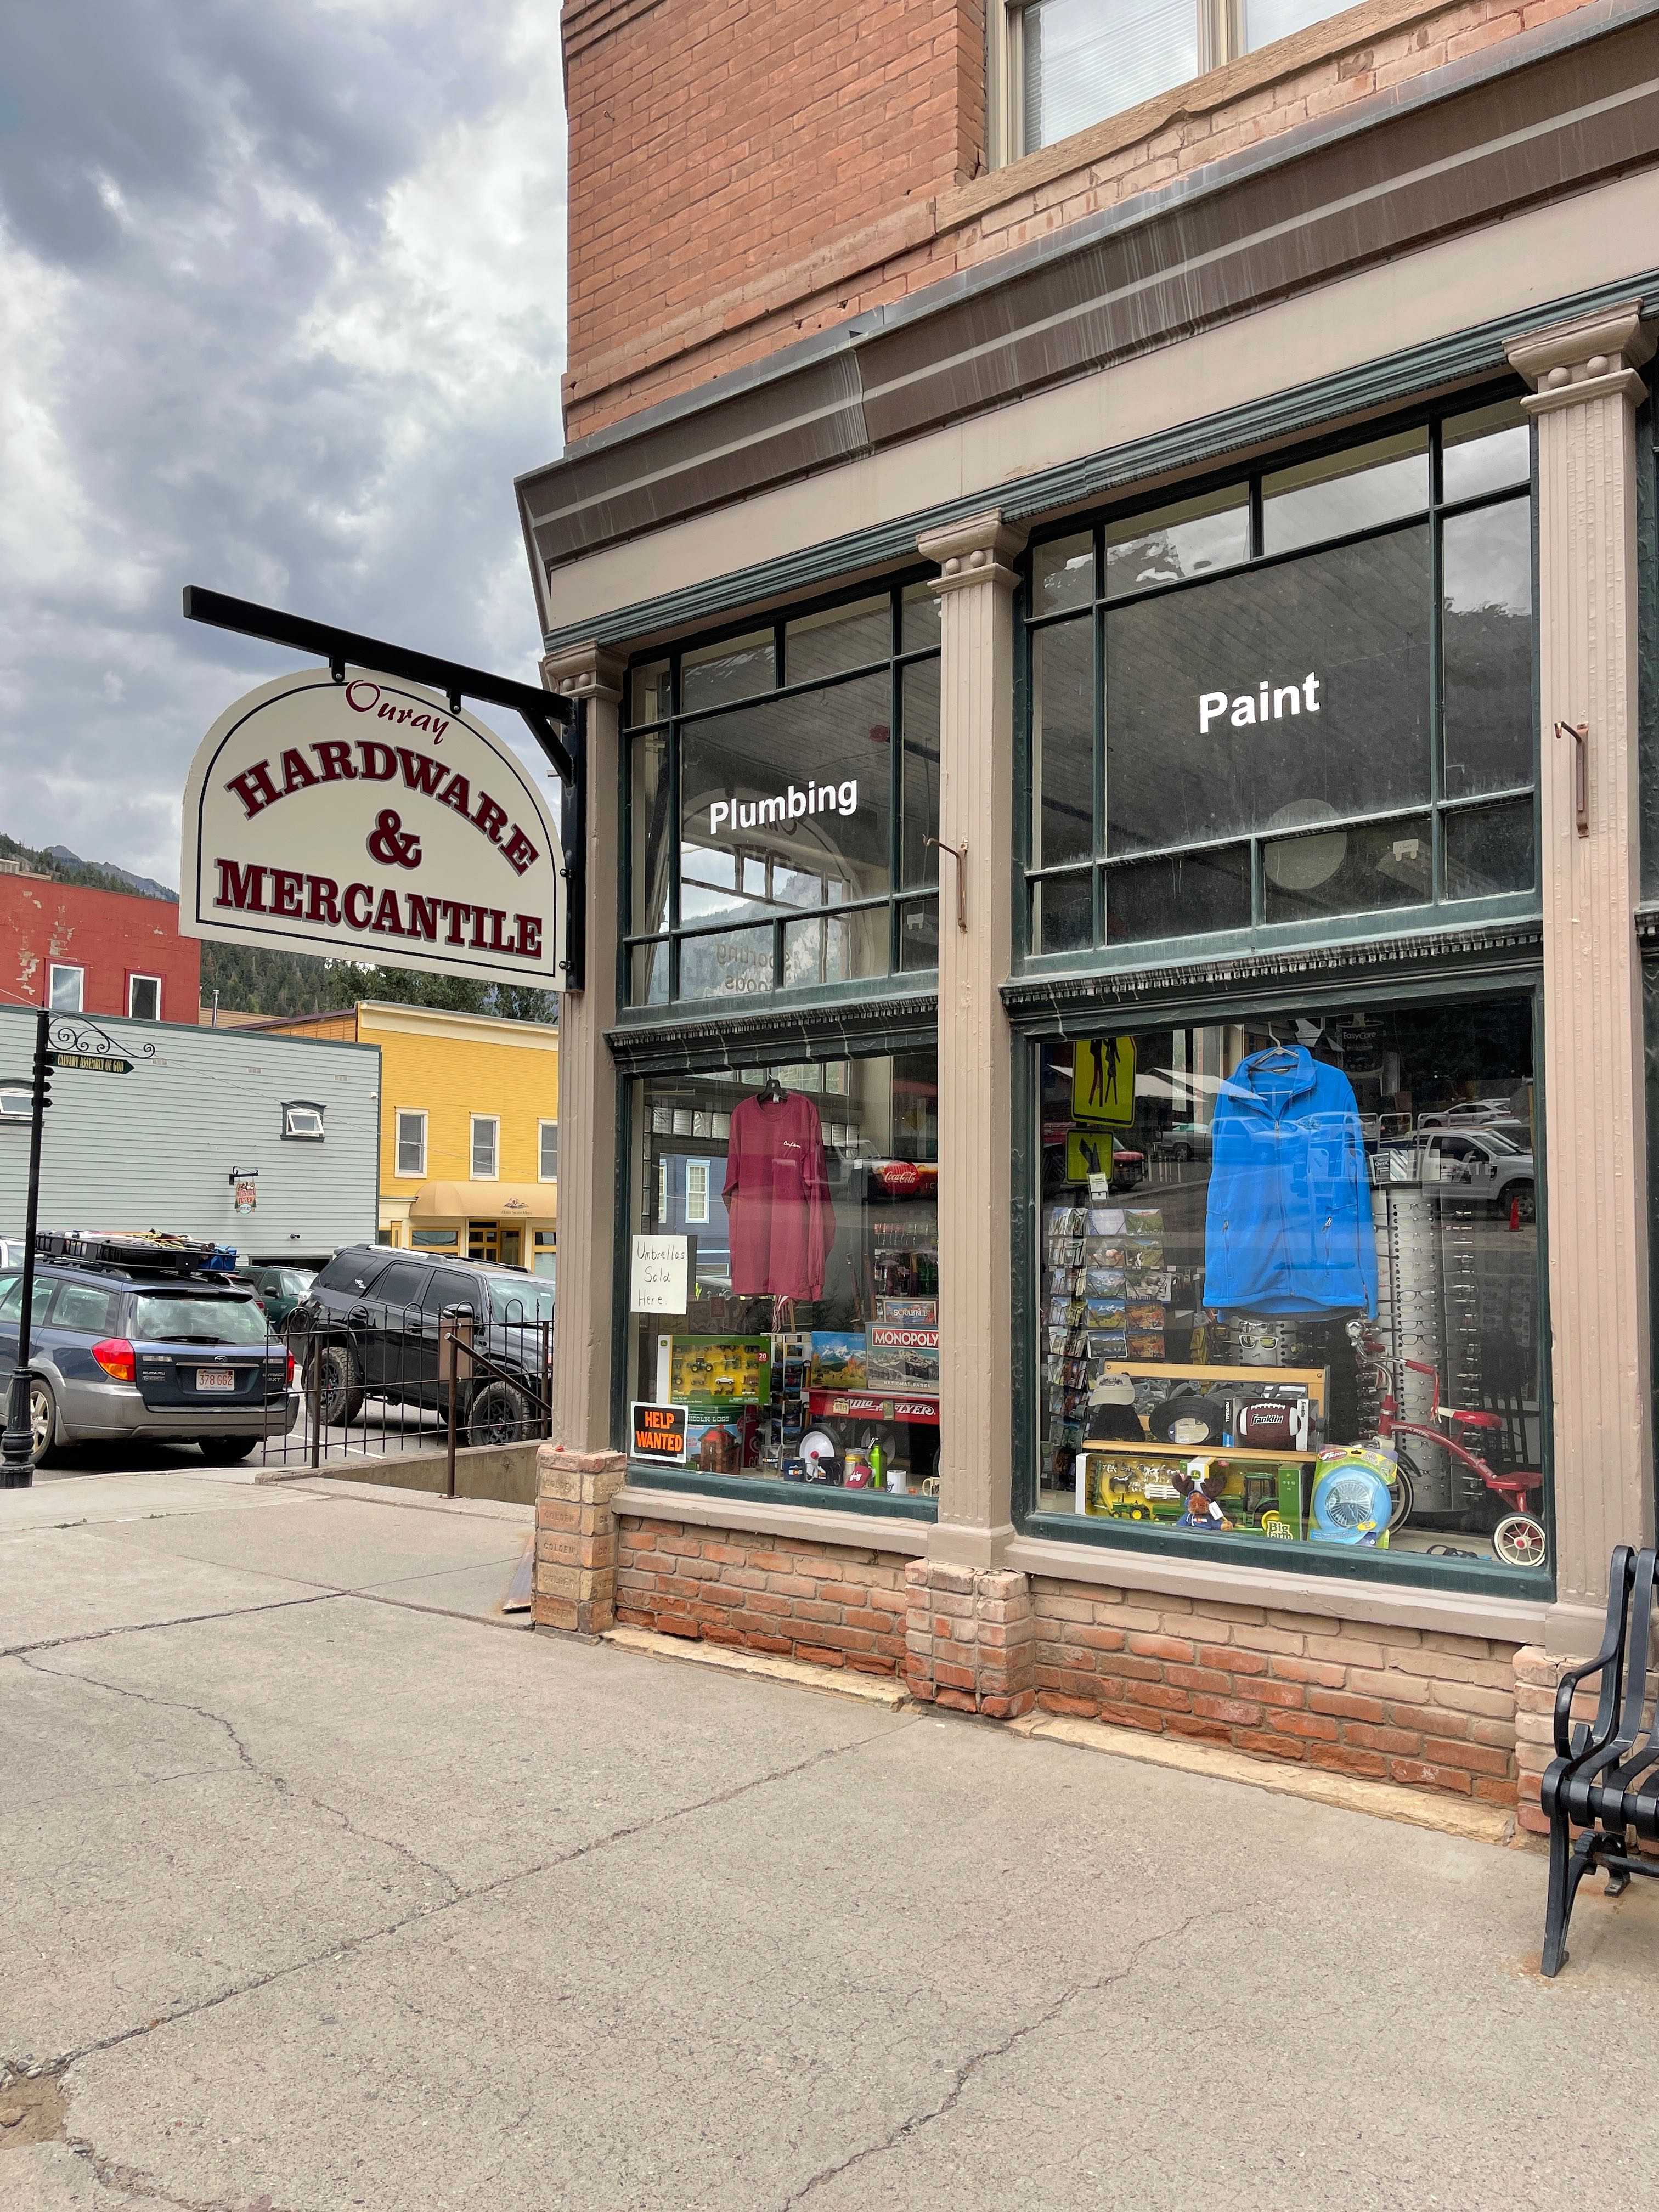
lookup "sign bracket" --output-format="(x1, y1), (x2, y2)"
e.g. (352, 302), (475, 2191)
(182, 585), (586, 988)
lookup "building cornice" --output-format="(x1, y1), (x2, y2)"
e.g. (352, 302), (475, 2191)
(522, 0), (1659, 613)
(1001, 919), (1544, 1022)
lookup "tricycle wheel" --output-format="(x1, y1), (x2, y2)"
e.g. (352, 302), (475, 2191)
(1492, 1513), (1547, 1568)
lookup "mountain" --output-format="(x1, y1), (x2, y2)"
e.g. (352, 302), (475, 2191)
(44, 844), (177, 901)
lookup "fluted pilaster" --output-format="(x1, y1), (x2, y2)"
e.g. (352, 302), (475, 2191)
(1506, 303), (1657, 1645)
(541, 640), (626, 1452)
(917, 510), (1028, 1566)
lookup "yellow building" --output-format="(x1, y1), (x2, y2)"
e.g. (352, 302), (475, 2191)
(258, 1001), (558, 1273)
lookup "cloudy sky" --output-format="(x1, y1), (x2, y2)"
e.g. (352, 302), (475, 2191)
(0, 0), (567, 888)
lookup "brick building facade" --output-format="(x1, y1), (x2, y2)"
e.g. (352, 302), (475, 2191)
(525, 0), (1659, 1823)
(0, 869), (199, 1025)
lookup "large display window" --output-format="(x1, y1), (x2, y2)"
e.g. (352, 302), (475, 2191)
(1024, 391), (1536, 955)
(1025, 991), (1548, 1585)
(624, 1046), (940, 1508)
(624, 582), (942, 1006)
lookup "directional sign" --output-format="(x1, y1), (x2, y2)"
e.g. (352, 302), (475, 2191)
(47, 1051), (133, 1075)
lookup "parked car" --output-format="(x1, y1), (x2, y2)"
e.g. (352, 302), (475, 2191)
(0, 1257), (297, 1468)
(237, 1263), (318, 1331)
(285, 1246), (555, 1445)
(1153, 1121), (1214, 1163)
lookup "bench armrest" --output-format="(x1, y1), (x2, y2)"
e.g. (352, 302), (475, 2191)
(1553, 1544), (1640, 1760)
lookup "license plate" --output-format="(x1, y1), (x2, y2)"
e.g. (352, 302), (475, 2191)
(195, 1368), (235, 1392)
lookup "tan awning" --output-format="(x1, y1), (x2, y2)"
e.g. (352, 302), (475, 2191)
(406, 1181), (556, 1223)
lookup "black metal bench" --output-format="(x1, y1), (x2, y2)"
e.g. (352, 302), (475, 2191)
(1541, 1544), (1659, 1976)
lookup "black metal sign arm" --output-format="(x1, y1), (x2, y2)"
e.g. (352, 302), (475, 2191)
(181, 586), (578, 786)
(182, 584), (586, 988)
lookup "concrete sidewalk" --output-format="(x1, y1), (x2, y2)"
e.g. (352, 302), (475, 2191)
(3, 1470), (1657, 2211)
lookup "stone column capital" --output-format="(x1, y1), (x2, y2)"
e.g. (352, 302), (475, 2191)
(1505, 302), (1656, 419)
(917, 508), (1028, 595)
(540, 639), (626, 704)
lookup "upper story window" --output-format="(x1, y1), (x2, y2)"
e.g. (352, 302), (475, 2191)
(1024, 392), (1536, 956)
(282, 1100), (325, 1141)
(48, 964), (83, 1013)
(539, 1119), (559, 1181)
(396, 1110), (427, 1177)
(127, 975), (161, 1022)
(623, 579), (943, 1008)
(1011, 0), (1357, 160)
(471, 1114), (500, 1179)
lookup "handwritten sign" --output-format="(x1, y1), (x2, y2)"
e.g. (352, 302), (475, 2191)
(630, 1234), (689, 1314)
(630, 1401), (689, 1463)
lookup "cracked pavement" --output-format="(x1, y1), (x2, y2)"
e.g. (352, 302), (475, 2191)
(7, 1470), (1659, 2209)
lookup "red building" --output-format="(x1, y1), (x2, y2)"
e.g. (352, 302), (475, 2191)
(0, 866), (200, 1023)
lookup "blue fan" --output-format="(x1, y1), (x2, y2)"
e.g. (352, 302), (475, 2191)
(1310, 1459), (1393, 1547)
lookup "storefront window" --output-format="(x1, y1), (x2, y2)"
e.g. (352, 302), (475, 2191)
(1029, 994), (1547, 1582)
(626, 1048), (939, 1503)
(623, 582), (941, 1005)
(1025, 393), (1536, 953)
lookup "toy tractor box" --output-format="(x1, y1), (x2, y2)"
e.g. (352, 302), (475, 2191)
(658, 1334), (772, 1409)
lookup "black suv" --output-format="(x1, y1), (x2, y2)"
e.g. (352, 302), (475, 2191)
(285, 1247), (554, 1445)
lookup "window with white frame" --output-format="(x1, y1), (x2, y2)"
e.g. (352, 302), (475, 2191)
(48, 964), (83, 1013)
(471, 1114), (500, 1179)
(998, 0), (1354, 163)
(685, 1159), (711, 1226)
(281, 1099), (325, 1141)
(539, 1119), (559, 1181)
(396, 1110), (427, 1177)
(127, 974), (161, 1021)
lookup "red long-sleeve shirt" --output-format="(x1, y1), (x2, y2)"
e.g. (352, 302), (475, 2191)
(723, 1092), (832, 1300)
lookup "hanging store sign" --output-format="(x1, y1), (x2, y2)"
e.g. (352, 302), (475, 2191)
(178, 669), (563, 988)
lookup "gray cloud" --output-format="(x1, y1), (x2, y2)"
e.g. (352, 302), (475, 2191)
(0, 0), (566, 884)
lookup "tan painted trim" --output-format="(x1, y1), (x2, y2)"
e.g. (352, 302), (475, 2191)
(1002, 1535), (1549, 1642)
(1006, 1709), (1516, 1845)
(541, 640), (625, 704)
(548, 644), (622, 1452)
(537, 171), (1659, 639)
(354, 1001), (561, 1052)
(922, 507), (1026, 1560)
(605, 1624), (912, 1706)
(1506, 297), (1656, 1632)
(611, 1483), (933, 1555)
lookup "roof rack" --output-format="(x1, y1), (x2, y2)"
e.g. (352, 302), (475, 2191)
(36, 1230), (239, 1278)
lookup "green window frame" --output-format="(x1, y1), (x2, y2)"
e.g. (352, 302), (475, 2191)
(621, 577), (943, 1010)
(1019, 383), (1539, 964)
(1009, 966), (1553, 1600)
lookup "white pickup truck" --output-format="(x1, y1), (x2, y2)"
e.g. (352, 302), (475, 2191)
(1377, 1124), (1535, 1219)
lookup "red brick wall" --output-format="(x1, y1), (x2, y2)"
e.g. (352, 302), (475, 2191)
(563, 0), (1604, 440)
(614, 1514), (912, 1674)
(0, 876), (200, 1024)
(563, 0), (984, 431)
(611, 1513), (1517, 1802)
(1031, 1577), (1519, 1803)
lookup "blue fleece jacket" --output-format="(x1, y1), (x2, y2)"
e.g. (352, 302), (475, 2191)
(1203, 1047), (1378, 1317)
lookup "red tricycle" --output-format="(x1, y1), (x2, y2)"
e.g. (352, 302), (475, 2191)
(1347, 1326), (1547, 1570)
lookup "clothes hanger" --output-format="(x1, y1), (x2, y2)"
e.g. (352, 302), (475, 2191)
(759, 1072), (788, 1104)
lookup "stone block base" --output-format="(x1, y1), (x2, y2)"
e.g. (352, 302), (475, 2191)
(904, 1560), (1035, 1717)
(534, 1446), (627, 1634)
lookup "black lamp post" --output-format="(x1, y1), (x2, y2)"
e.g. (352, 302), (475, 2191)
(1, 1010), (52, 1487)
